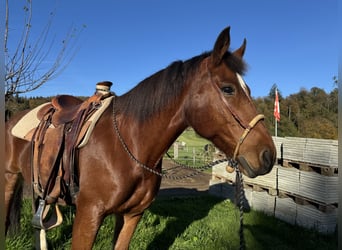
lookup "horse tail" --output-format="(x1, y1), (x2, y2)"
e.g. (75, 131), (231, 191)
(6, 174), (24, 236)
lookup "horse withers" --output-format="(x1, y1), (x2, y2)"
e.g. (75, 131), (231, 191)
(5, 26), (276, 249)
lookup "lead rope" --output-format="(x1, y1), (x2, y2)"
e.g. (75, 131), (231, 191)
(230, 114), (265, 250)
(233, 160), (245, 250)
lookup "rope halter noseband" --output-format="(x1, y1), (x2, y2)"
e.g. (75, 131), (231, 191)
(226, 113), (265, 173)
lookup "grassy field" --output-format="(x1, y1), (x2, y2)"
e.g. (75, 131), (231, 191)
(176, 128), (211, 146)
(166, 129), (214, 167)
(6, 196), (337, 250)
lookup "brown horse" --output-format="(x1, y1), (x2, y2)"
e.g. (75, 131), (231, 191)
(5, 26), (276, 249)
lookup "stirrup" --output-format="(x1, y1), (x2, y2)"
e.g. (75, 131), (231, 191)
(31, 199), (63, 230)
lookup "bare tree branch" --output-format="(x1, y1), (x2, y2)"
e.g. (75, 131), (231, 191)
(5, 0), (84, 101)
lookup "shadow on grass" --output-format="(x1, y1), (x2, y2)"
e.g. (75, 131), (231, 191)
(147, 184), (249, 250)
(148, 189), (219, 249)
(243, 223), (338, 250)
(9, 183), (250, 249)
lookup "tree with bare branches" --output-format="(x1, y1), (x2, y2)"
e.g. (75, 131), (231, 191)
(5, 0), (84, 110)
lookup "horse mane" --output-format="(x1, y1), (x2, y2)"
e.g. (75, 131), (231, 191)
(117, 51), (246, 123)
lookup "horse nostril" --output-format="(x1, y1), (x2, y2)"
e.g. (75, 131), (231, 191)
(261, 149), (274, 170)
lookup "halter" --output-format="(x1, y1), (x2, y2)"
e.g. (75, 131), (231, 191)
(205, 58), (265, 170)
(226, 113), (265, 172)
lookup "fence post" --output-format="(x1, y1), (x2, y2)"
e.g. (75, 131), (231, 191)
(174, 142), (179, 159)
(193, 148), (196, 164)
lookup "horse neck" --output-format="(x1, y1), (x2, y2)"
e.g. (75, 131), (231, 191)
(115, 57), (209, 167)
(117, 96), (188, 168)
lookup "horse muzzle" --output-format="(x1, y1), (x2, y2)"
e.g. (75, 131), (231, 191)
(237, 148), (275, 178)
(225, 114), (276, 178)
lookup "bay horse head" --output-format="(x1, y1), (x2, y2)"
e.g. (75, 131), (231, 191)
(183, 27), (276, 177)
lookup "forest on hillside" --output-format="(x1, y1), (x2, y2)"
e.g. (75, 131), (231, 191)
(255, 86), (338, 139)
(5, 86), (338, 140)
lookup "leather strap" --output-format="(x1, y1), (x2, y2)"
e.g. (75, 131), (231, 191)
(233, 114), (265, 160)
(226, 114), (265, 173)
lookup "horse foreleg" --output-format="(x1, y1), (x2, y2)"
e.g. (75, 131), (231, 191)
(113, 213), (143, 250)
(71, 204), (104, 250)
(112, 214), (124, 247)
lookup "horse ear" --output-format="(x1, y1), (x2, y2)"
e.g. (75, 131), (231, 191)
(233, 38), (247, 58)
(211, 26), (231, 66)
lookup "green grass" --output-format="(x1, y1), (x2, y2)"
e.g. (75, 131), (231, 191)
(176, 129), (211, 146)
(166, 129), (214, 167)
(6, 196), (337, 250)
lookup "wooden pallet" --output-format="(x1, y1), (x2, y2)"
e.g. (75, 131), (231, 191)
(282, 159), (338, 176)
(212, 162), (278, 190)
(211, 174), (235, 185)
(243, 182), (278, 196)
(278, 190), (338, 211)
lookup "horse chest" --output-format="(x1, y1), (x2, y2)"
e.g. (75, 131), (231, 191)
(113, 174), (161, 214)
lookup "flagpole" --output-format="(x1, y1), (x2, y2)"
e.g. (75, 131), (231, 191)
(275, 117), (277, 137)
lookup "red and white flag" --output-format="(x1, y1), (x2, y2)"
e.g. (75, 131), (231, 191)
(274, 89), (280, 122)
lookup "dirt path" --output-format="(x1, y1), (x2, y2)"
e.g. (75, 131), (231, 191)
(158, 159), (212, 197)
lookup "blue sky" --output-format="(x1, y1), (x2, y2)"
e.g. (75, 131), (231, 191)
(8, 0), (338, 98)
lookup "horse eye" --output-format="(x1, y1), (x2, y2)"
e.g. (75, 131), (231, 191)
(221, 86), (235, 95)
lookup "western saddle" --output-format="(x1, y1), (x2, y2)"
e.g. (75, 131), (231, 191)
(31, 81), (113, 230)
